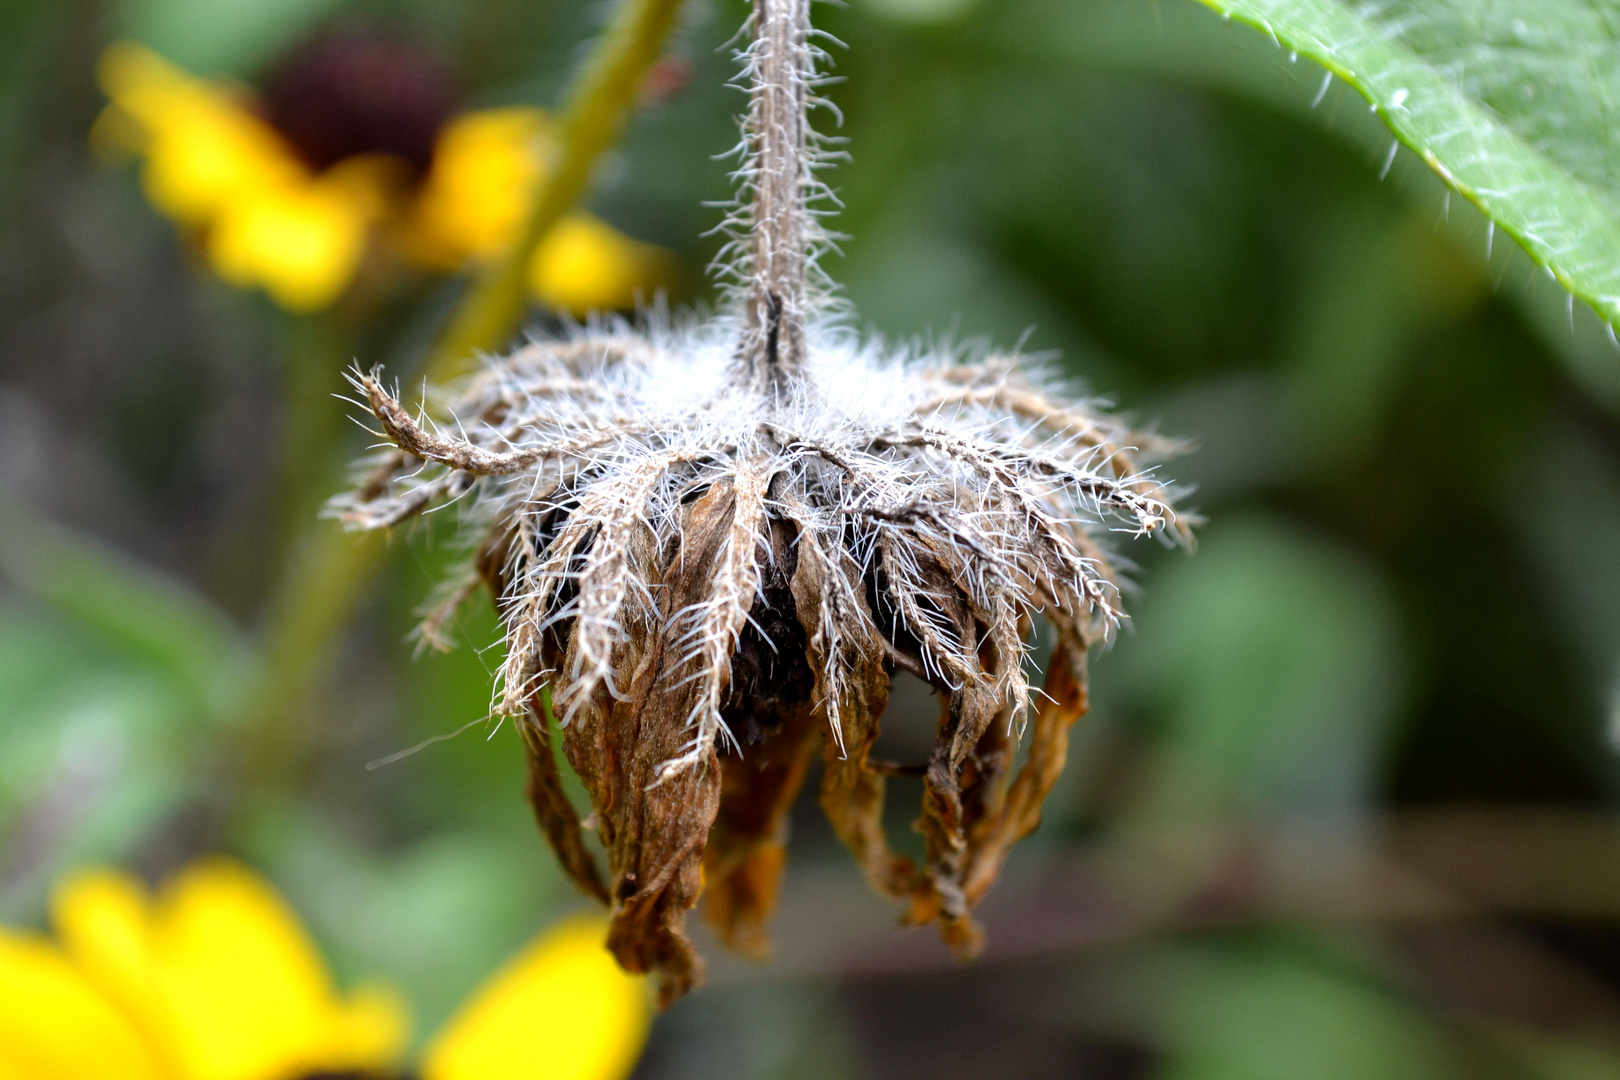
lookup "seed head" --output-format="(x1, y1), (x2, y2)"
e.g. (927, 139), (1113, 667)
(333, 0), (1189, 1006)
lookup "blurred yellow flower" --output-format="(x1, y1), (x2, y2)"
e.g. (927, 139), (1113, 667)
(93, 41), (675, 315)
(405, 108), (552, 266)
(0, 858), (651, 1080)
(401, 108), (676, 314)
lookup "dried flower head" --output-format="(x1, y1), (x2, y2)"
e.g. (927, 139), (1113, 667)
(334, 0), (1188, 1006)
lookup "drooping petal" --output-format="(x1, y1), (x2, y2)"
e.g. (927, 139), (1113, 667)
(422, 916), (651, 1080)
(97, 43), (302, 226)
(404, 107), (550, 266)
(95, 41), (383, 312)
(0, 928), (165, 1080)
(399, 109), (675, 315)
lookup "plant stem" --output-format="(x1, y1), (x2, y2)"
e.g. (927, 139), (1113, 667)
(233, 311), (377, 790)
(425, 0), (689, 383)
(276, 312), (355, 546)
(739, 0), (813, 390)
(236, 527), (386, 788)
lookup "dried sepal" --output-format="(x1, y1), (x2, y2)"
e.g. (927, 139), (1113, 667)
(565, 484), (732, 1006)
(517, 704), (610, 905)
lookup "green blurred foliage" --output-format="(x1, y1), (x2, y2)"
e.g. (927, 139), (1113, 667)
(3, 0), (1620, 1076)
(120, 0), (348, 75)
(1114, 941), (1446, 1080)
(1110, 516), (1405, 823)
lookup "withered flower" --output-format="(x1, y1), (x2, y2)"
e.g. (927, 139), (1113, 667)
(334, 0), (1188, 1005)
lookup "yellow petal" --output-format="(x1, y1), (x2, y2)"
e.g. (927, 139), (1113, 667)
(406, 107), (552, 266)
(422, 916), (651, 1080)
(98, 43), (302, 227)
(529, 213), (674, 317)
(0, 927), (165, 1080)
(147, 858), (407, 1080)
(98, 41), (192, 109)
(208, 179), (370, 312)
(334, 981), (412, 1070)
(50, 868), (162, 1038)
(141, 111), (301, 227)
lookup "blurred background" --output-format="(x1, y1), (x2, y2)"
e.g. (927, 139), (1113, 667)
(4, 0), (1620, 1076)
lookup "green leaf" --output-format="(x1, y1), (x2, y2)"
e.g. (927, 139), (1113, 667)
(1193, 0), (1620, 332)
(0, 496), (255, 720)
(0, 607), (206, 918)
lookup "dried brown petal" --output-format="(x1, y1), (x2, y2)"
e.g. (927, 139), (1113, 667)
(701, 705), (818, 957)
(560, 483), (742, 1005)
(962, 636), (1090, 906)
(518, 710), (610, 904)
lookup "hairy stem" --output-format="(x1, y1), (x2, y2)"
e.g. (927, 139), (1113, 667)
(425, 0), (689, 382)
(739, 0), (813, 390)
(275, 311), (357, 548)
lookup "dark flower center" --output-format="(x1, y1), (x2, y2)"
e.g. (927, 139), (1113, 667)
(260, 26), (457, 177)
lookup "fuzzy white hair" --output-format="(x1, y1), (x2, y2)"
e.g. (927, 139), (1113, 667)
(336, 313), (1183, 766)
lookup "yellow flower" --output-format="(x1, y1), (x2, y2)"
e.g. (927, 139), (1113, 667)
(401, 109), (677, 315)
(94, 44), (380, 313)
(0, 858), (651, 1080)
(94, 42), (676, 316)
(529, 215), (676, 319)
(405, 108), (552, 267)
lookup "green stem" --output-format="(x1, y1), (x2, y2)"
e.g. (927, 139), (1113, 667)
(425, 0), (688, 382)
(236, 527), (386, 789)
(235, 311), (379, 789)
(276, 312), (355, 548)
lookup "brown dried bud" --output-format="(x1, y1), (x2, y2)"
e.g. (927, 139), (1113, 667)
(333, 328), (1186, 1004)
(331, 0), (1188, 1006)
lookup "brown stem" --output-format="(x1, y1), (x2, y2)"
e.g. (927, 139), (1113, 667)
(738, 0), (813, 391)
